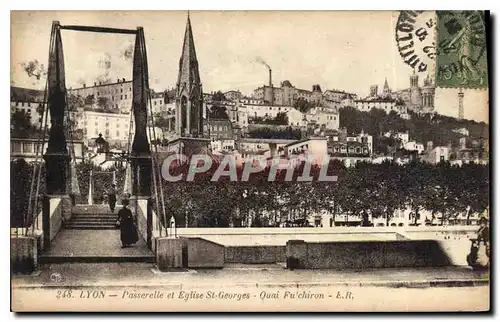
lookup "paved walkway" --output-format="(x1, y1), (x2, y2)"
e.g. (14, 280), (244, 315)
(12, 264), (489, 312)
(13, 263), (489, 288)
(42, 230), (153, 262)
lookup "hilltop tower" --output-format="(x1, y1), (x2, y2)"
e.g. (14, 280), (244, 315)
(458, 89), (464, 120)
(421, 74), (435, 112)
(409, 70), (422, 111)
(175, 13), (204, 138)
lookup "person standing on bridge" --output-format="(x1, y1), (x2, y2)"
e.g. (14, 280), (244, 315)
(117, 197), (139, 248)
(108, 183), (117, 213)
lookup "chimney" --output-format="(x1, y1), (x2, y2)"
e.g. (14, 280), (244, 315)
(427, 141), (433, 151)
(117, 78), (120, 83)
(83, 84), (86, 88)
(99, 81), (102, 86)
(269, 69), (272, 87)
(122, 78), (125, 82)
(94, 82), (97, 86)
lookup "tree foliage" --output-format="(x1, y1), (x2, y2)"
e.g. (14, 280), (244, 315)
(247, 126), (302, 140)
(209, 103), (229, 119)
(339, 106), (489, 154)
(211, 91), (226, 102)
(11, 110), (37, 138)
(158, 159), (489, 228)
(294, 98), (315, 113)
(11, 157), (489, 229)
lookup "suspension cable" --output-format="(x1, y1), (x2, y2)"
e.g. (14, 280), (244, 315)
(126, 111), (134, 157)
(139, 28), (166, 237)
(142, 29), (168, 236)
(148, 95), (167, 236)
(146, 100), (161, 237)
(26, 23), (55, 236)
(30, 93), (51, 235)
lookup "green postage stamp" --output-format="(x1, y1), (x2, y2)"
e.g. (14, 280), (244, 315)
(435, 11), (488, 89)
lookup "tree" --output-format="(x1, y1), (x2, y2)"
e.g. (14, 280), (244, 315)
(84, 95), (96, 106)
(403, 161), (434, 225)
(268, 112), (288, 125)
(212, 91), (226, 102)
(68, 94), (85, 110)
(294, 98), (314, 113)
(248, 126), (301, 140)
(21, 59), (47, 81)
(97, 97), (110, 109)
(36, 104), (45, 121)
(455, 163), (489, 225)
(209, 103), (229, 119)
(11, 110), (32, 138)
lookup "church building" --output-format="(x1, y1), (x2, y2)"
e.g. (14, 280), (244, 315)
(167, 13), (211, 157)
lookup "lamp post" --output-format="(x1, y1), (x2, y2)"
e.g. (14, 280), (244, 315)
(88, 169), (93, 205)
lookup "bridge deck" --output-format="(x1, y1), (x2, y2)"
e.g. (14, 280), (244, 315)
(41, 229), (154, 263)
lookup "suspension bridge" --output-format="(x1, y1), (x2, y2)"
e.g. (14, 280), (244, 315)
(12, 21), (171, 270)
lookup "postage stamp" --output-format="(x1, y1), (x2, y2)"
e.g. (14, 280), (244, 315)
(435, 11), (488, 89)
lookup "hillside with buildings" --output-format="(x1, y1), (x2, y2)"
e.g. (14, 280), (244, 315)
(9, 13), (490, 231)
(339, 105), (489, 157)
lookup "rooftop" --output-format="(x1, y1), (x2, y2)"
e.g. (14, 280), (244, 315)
(11, 86), (45, 102)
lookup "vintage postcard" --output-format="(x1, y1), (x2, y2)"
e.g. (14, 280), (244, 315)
(10, 10), (490, 312)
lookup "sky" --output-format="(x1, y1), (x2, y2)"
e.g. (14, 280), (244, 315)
(10, 11), (488, 123)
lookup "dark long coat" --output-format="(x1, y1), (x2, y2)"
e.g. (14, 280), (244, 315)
(117, 207), (139, 246)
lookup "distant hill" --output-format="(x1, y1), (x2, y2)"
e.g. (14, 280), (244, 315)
(339, 106), (489, 150)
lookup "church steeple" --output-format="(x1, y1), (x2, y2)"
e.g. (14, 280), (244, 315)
(177, 13), (201, 88)
(175, 12), (204, 138)
(382, 77), (391, 97)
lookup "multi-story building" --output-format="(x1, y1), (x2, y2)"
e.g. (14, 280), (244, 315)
(329, 141), (371, 167)
(253, 77), (356, 108)
(10, 86), (47, 126)
(150, 90), (166, 115)
(326, 129), (373, 155)
(69, 78), (133, 113)
(420, 141), (450, 164)
(208, 118), (234, 139)
(245, 103), (293, 120)
(237, 100), (339, 132)
(10, 100), (47, 126)
(72, 109), (132, 148)
(353, 97), (409, 117)
(324, 128), (373, 167)
(306, 107), (340, 131)
(224, 90), (242, 101)
(284, 137), (329, 164)
(238, 138), (295, 159)
(285, 108), (307, 127)
(451, 137), (489, 165)
(404, 141), (425, 154)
